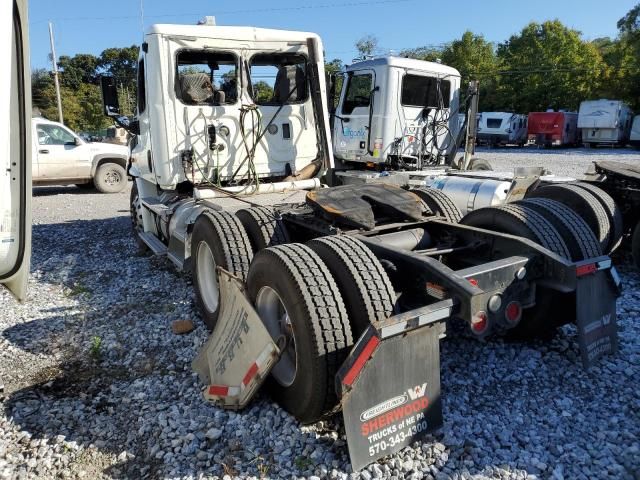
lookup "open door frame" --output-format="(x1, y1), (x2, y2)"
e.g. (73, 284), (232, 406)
(0, 0), (32, 301)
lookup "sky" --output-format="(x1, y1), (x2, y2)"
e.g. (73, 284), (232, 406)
(28, 0), (638, 70)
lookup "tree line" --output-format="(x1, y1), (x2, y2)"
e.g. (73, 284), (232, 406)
(32, 3), (640, 132)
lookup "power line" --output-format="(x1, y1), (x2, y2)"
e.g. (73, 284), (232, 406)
(31, 0), (415, 24)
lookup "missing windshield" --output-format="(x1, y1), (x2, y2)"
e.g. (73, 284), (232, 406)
(249, 53), (308, 105)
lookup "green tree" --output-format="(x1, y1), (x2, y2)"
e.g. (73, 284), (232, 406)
(252, 81), (274, 102)
(611, 3), (640, 110)
(496, 20), (606, 112)
(58, 53), (99, 89)
(98, 45), (139, 90)
(399, 46), (443, 62)
(440, 31), (502, 110)
(355, 35), (379, 58)
(325, 58), (344, 110)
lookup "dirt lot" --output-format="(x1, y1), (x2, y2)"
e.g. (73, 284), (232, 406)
(1, 148), (639, 479)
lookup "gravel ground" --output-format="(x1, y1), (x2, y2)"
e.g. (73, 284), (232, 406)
(474, 145), (640, 178)
(1, 150), (639, 480)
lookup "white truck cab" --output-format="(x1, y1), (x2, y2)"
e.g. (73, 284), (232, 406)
(125, 23), (332, 194)
(332, 57), (461, 170)
(32, 117), (129, 192)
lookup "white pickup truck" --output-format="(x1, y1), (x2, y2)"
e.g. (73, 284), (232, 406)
(32, 117), (129, 192)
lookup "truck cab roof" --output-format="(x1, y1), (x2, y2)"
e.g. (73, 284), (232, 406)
(146, 23), (321, 43)
(346, 56), (460, 78)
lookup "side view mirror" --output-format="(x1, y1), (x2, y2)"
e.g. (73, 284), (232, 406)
(100, 75), (139, 135)
(75, 136), (82, 146)
(100, 76), (120, 117)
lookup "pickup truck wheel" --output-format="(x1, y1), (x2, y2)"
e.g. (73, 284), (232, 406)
(411, 188), (462, 223)
(308, 235), (395, 337)
(236, 207), (289, 252)
(632, 221), (640, 270)
(517, 198), (602, 261)
(192, 212), (253, 330)
(247, 243), (353, 424)
(129, 182), (149, 253)
(461, 204), (572, 340)
(94, 162), (127, 193)
(574, 182), (624, 253)
(528, 184), (611, 253)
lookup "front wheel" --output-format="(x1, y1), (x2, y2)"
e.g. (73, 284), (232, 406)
(94, 162), (127, 193)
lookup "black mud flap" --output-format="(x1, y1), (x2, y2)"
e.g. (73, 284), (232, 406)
(575, 259), (621, 368)
(336, 300), (452, 471)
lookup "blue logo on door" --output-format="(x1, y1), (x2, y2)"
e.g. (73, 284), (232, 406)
(343, 127), (366, 138)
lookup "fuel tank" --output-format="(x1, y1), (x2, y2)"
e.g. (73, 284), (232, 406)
(424, 175), (512, 216)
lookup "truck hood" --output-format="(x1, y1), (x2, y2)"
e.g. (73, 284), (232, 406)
(87, 142), (129, 157)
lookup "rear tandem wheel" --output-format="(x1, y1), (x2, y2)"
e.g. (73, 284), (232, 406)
(410, 187), (463, 223)
(247, 243), (354, 424)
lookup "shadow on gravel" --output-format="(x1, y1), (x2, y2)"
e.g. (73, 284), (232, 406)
(33, 186), (100, 196)
(474, 145), (639, 156)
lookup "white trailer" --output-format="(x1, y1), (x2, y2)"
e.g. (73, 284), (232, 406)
(578, 99), (633, 147)
(331, 57), (461, 170)
(477, 112), (528, 146)
(630, 115), (640, 148)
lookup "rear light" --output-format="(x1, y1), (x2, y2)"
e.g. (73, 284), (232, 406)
(576, 263), (597, 277)
(504, 301), (522, 325)
(470, 311), (488, 334)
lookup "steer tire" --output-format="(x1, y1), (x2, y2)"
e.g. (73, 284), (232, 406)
(517, 198), (602, 261)
(247, 244), (353, 424)
(411, 187), (462, 223)
(308, 235), (395, 337)
(632, 221), (640, 270)
(460, 204), (572, 341)
(94, 162), (127, 193)
(191, 211), (253, 330)
(236, 207), (290, 252)
(528, 183), (611, 253)
(574, 182), (624, 253)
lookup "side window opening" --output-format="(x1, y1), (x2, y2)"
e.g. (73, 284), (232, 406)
(486, 118), (502, 129)
(401, 75), (451, 109)
(341, 73), (372, 115)
(36, 124), (76, 145)
(137, 59), (146, 114)
(176, 50), (237, 105)
(249, 53), (308, 105)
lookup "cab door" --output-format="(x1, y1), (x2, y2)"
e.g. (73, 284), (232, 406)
(333, 70), (375, 161)
(1, 0), (32, 300)
(34, 123), (84, 179)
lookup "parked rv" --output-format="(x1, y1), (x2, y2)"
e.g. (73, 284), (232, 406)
(630, 115), (640, 148)
(477, 112), (527, 146)
(578, 99), (633, 147)
(527, 111), (579, 147)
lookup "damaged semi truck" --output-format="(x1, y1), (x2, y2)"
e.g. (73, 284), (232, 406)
(101, 22), (620, 469)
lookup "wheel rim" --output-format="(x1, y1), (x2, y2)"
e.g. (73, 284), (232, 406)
(104, 169), (122, 186)
(196, 241), (219, 313)
(255, 286), (297, 387)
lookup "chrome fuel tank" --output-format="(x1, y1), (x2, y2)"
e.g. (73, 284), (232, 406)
(425, 175), (512, 216)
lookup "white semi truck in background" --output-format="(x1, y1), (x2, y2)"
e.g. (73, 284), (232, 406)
(99, 19), (621, 469)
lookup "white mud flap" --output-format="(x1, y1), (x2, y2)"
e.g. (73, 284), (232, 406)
(337, 299), (452, 472)
(192, 268), (281, 409)
(575, 258), (621, 369)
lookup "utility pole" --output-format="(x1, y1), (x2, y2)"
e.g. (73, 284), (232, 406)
(48, 22), (64, 124)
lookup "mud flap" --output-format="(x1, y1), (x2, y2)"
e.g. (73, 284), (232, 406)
(192, 268), (281, 409)
(336, 299), (452, 471)
(575, 260), (621, 368)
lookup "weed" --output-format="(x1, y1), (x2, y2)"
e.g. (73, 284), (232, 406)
(66, 283), (90, 297)
(294, 456), (314, 470)
(90, 336), (102, 359)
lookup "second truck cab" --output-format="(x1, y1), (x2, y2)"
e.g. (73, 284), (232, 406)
(332, 57), (460, 170)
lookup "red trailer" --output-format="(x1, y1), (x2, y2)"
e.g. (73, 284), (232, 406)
(527, 111), (579, 147)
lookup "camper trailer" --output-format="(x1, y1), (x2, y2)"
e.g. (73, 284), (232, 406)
(578, 99), (633, 147)
(630, 115), (640, 148)
(527, 111), (579, 147)
(477, 112), (527, 146)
